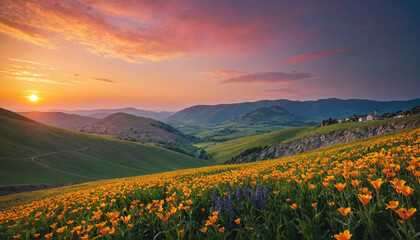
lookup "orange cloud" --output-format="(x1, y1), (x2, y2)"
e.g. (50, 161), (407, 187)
(279, 48), (350, 65)
(200, 70), (242, 79)
(90, 77), (117, 83)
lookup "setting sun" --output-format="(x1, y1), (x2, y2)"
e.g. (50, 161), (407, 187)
(29, 95), (38, 102)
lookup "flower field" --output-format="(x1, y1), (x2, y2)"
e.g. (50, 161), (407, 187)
(1, 128), (420, 239)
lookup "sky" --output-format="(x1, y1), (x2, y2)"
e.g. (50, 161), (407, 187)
(0, 0), (419, 111)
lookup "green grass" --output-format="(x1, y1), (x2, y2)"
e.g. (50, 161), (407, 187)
(0, 109), (214, 186)
(206, 127), (311, 163)
(206, 115), (420, 163)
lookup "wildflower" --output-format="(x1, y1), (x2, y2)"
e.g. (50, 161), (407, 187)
(180, 229), (185, 238)
(312, 203), (318, 208)
(358, 194), (372, 206)
(400, 185), (414, 197)
(308, 184), (316, 190)
(121, 215), (131, 224)
(81, 235), (89, 240)
(44, 233), (53, 239)
(395, 208), (417, 220)
(335, 183), (347, 192)
(200, 227), (207, 233)
(369, 178), (384, 190)
(66, 220), (73, 225)
(286, 198), (291, 202)
(337, 207), (353, 217)
(13, 234), (21, 239)
(334, 230), (352, 240)
(50, 222), (57, 229)
(128, 224), (133, 228)
(329, 202), (335, 207)
(99, 227), (109, 235)
(56, 226), (67, 234)
(109, 228), (115, 235)
(34, 233), (40, 238)
(351, 180), (360, 188)
(235, 218), (241, 224)
(95, 222), (106, 229)
(290, 204), (297, 210)
(219, 227), (225, 233)
(385, 201), (399, 210)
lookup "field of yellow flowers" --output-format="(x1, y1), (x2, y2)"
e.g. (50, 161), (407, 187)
(1, 127), (419, 239)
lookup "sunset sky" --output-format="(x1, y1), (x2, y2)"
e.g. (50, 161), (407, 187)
(1, 0), (419, 111)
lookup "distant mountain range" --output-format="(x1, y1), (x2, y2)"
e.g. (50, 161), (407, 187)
(55, 107), (174, 121)
(78, 112), (195, 143)
(165, 98), (420, 125)
(19, 111), (98, 130)
(224, 106), (315, 126)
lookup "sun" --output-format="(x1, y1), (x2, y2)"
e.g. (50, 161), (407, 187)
(29, 95), (38, 102)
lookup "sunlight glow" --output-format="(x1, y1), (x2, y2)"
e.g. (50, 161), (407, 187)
(29, 95), (38, 102)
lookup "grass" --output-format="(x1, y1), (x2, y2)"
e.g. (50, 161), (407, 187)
(206, 115), (420, 163)
(0, 109), (214, 186)
(1, 127), (419, 239)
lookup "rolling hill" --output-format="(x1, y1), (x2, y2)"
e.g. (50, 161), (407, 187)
(206, 115), (420, 163)
(165, 98), (420, 125)
(19, 111), (97, 130)
(0, 108), (213, 187)
(78, 112), (195, 143)
(58, 107), (174, 121)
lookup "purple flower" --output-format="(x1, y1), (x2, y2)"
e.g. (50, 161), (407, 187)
(236, 186), (241, 202)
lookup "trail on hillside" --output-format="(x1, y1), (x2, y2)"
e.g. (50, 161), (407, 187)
(0, 145), (101, 181)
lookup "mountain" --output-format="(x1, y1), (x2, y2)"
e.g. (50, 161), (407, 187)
(57, 107), (174, 121)
(165, 98), (420, 125)
(19, 111), (97, 130)
(0, 108), (213, 186)
(78, 112), (194, 143)
(225, 106), (314, 126)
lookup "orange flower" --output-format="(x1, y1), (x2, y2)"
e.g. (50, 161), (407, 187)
(312, 203), (318, 208)
(128, 224), (133, 228)
(337, 207), (353, 217)
(234, 218), (241, 224)
(369, 178), (384, 190)
(308, 184), (316, 190)
(334, 230), (352, 240)
(385, 201), (399, 210)
(44, 233), (53, 239)
(50, 222), (57, 229)
(358, 194), (372, 206)
(290, 204), (297, 210)
(99, 227), (109, 235)
(350, 171), (359, 178)
(13, 234), (21, 239)
(351, 180), (360, 188)
(335, 183), (347, 192)
(329, 202), (335, 207)
(56, 226), (67, 234)
(81, 235), (89, 240)
(219, 227), (225, 233)
(121, 215), (131, 224)
(109, 228), (115, 235)
(286, 198), (291, 202)
(95, 222), (106, 229)
(34, 233), (40, 238)
(200, 227), (207, 233)
(180, 229), (185, 238)
(395, 208), (417, 220)
(400, 185), (414, 197)
(66, 220), (73, 225)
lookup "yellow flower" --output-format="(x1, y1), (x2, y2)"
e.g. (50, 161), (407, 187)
(334, 230), (352, 240)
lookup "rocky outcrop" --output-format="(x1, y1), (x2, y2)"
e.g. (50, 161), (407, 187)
(226, 119), (420, 164)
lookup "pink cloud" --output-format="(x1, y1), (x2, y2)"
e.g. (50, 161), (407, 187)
(0, 0), (311, 62)
(220, 71), (314, 84)
(279, 48), (350, 65)
(200, 70), (242, 79)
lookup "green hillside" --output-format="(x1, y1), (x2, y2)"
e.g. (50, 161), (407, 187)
(0, 108), (214, 186)
(206, 115), (420, 163)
